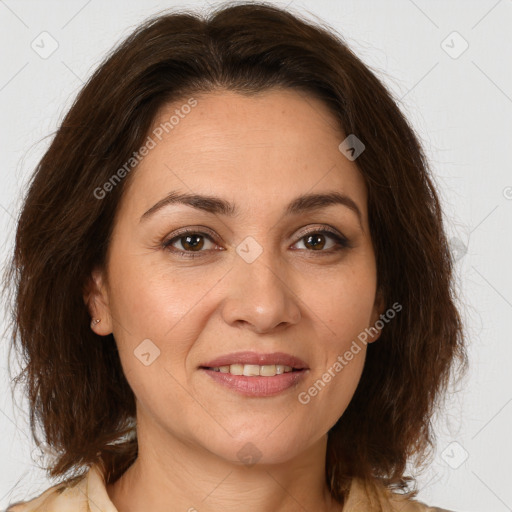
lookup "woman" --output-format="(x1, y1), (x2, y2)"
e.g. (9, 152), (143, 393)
(4, 2), (467, 511)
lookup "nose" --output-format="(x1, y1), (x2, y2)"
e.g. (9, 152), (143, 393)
(220, 249), (302, 334)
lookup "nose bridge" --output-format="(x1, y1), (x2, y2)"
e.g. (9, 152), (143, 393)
(221, 236), (301, 332)
(241, 247), (283, 292)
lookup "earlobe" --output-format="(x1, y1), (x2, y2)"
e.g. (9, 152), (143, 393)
(83, 267), (112, 335)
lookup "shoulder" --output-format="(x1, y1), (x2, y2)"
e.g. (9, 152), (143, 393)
(345, 476), (457, 512)
(6, 479), (87, 512)
(387, 493), (456, 512)
(5, 465), (117, 512)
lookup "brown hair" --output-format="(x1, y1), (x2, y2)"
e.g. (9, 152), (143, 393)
(3, 1), (468, 506)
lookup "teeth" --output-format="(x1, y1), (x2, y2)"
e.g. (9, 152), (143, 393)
(243, 364), (260, 376)
(210, 364), (294, 376)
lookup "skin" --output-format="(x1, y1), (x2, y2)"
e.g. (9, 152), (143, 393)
(85, 88), (385, 512)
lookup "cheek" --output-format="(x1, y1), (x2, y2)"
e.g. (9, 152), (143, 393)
(293, 322), (368, 444)
(308, 266), (377, 345)
(107, 248), (209, 340)
(298, 262), (375, 410)
(106, 257), (203, 428)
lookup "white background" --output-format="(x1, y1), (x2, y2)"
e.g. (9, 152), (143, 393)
(1, 1), (511, 511)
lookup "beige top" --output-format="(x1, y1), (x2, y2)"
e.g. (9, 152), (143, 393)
(6, 464), (454, 512)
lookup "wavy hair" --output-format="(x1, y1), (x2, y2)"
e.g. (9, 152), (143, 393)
(3, 1), (468, 506)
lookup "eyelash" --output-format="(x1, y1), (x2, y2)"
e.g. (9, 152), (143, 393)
(161, 226), (351, 259)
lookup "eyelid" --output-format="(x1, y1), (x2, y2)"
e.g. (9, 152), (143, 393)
(297, 224), (346, 240)
(167, 225), (218, 240)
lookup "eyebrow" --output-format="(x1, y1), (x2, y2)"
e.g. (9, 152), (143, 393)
(140, 190), (363, 226)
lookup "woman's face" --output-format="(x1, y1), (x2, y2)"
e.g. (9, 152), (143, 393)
(88, 88), (384, 465)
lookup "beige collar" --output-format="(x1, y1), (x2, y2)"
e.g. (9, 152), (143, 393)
(8, 463), (440, 512)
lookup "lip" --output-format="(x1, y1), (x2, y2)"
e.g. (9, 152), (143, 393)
(200, 351), (309, 370)
(201, 368), (308, 397)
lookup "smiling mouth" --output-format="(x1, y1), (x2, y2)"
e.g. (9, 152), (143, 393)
(201, 364), (302, 376)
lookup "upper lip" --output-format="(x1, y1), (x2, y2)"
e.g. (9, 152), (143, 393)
(200, 351), (309, 369)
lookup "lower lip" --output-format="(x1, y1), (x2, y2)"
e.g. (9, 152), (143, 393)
(201, 368), (308, 397)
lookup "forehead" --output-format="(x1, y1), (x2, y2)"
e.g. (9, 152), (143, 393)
(119, 88), (368, 221)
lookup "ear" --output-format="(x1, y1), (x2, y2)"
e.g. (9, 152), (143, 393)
(367, 287), (386, 344)
(83, 266), (113, 336)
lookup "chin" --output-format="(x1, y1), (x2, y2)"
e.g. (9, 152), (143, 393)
(197, 426), (315, 467)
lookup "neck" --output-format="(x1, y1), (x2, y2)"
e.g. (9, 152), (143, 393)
(106, 419), (342, 512)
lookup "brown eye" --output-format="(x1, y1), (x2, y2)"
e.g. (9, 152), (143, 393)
(303, 233), (328, 251)
(163, 230), (218, 258)
(293, 229), (350, 253)
(162, 226), (350, 259)
(177, 234), (206, 251)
